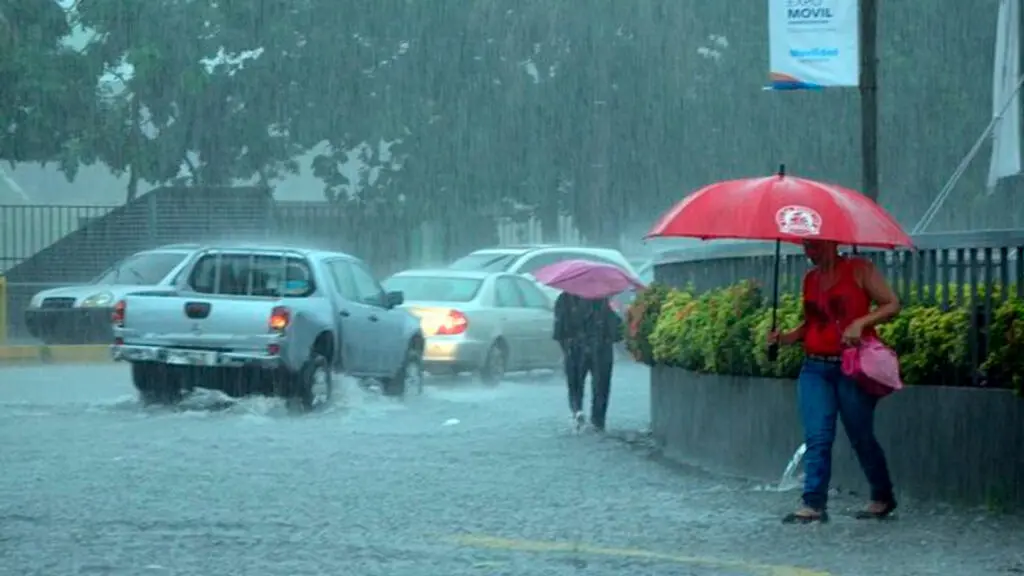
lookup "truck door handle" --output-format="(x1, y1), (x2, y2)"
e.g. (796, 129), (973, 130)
(369, 314), (379, 322)
(340, 310), (351, 317)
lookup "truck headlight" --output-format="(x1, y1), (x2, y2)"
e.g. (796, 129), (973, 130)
(80, 292), (114, 307)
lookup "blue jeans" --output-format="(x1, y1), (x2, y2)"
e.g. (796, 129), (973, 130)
(798, 359), (894, 510)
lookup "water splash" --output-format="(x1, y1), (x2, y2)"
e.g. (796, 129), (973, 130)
(83, 374), (395, 419)
(778, 442), (807, 491)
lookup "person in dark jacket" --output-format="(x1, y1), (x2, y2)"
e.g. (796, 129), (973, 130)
(553, 291), (623, 432)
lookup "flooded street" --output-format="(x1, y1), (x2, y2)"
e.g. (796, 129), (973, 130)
(0, 362), (1019, 576)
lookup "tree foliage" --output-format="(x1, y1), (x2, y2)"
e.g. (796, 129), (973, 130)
(74, 0), (328, 199)
(3, 0), (1016, 236)
(0, 0), (99, 177)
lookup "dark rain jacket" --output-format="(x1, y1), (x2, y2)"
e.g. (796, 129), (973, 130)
(553, 292), (623, 350)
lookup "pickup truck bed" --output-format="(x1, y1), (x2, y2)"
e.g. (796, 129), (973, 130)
(112, 291), (332, 412)
(117, 291), (283, 354)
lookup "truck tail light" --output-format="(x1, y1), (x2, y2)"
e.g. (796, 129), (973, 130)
(435, 309), (468, 336)
(269, 306), (290, 333)
(112, 300), (126, 327)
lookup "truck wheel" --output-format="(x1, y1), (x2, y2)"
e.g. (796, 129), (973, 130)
(288, 353), (333, 412)
(382, 344), (423, 398)
(131, 362), (184, 405)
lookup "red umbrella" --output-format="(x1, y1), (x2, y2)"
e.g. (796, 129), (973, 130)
(646, 166), (913, 249)
(645, 165), (913, 361)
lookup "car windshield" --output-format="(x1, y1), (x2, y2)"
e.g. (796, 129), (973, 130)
(448, 252), (518, 272)
(92, 252), (188, 285)
(383, 276), (482, 302)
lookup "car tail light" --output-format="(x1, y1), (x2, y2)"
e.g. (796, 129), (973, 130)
(435, 310), (468, 336)
(112, 300), (126, 327)
(269, 306), (290, 333)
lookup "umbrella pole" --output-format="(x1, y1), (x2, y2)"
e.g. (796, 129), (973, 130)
(767, 239), (781, 362)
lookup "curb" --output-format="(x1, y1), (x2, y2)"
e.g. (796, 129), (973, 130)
(0, 345), (113, 365)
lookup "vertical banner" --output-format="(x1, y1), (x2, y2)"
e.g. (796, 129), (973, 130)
(987, 0), (1022, 193)
(768, 0), (860, 89)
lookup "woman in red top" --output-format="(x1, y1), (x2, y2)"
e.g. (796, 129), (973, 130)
(769, 239), (901, 523)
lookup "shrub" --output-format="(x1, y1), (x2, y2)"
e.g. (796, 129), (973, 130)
(698, 281), (763, 376)
(646, 279), (1015, 389)
(649, 288), (696, 366)
(624, 283), (671, 365)
(650, 281), (764, 375)
(750, 293), (805, 379)
(893, 306), (970, 386)
(982, 296), (1024, 394)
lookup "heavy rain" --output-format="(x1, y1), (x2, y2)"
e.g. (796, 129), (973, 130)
(2, 1), (1023, 575)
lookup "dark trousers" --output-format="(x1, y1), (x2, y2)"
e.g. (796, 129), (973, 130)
(564, 342), (614, 428)
(798, 359), (895, 510)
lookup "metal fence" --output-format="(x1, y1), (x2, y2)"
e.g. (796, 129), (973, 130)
(1, 198), (643, 344)
(0, 197), (474, 342)
(0, 205), (118, 273)
(654, 230), (1024, 387)
(0, 198), (417, 342)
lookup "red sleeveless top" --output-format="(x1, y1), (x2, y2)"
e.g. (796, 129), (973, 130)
(802, 258), (875, 356)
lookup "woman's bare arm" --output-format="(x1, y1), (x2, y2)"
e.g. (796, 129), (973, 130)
(854, 260), (901, 328)
(781, 322), (807, 344)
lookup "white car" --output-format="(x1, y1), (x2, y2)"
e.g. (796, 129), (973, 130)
(384, 268), (563, 383)
(448, 245), (639, 309)
(23, 245), (200, 344)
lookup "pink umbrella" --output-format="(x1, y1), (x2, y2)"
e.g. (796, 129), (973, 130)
(532, 259), (645, 299)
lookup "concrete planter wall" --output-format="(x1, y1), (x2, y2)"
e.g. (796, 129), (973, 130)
(651, 366), (1024, 508)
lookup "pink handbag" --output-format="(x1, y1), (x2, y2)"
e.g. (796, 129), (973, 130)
(841, 337), (904, 398)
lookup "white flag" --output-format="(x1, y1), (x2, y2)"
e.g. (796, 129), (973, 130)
(988, 0), (1022, 192)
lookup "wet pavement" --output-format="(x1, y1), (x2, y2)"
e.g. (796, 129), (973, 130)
(1, 362), (1021, 576)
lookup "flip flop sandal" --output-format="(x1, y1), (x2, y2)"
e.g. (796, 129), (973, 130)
(854, 500), (897, 520)
(782, 510), (829, 524)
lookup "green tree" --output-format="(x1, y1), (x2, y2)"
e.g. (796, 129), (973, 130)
(75, 0), (326, 200)
(306, 1), (527, 254)
(0, 0), (98, 177)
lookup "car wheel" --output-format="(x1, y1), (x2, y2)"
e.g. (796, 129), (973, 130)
(131, 362), (185, 405)
(382, 343), (424, 398)
(288, 353), (333, 412)
(478, 341), (507, 386)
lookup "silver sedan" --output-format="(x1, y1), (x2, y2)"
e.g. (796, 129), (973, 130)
(383, 269), (563, 384)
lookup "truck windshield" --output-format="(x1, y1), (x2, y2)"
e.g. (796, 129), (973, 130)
(93, 252), (188, 285)
(188, 253), (315, 297)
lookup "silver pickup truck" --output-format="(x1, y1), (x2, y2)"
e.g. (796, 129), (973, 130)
(111, 245), (424, 411)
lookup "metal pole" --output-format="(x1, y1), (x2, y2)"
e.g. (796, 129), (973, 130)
(0, 275), (6, 346)
(859, 0), (880, 202)
(911, 72), (1024, 234)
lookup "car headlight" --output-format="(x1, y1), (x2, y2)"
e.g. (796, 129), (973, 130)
(80, 292), (114, 307)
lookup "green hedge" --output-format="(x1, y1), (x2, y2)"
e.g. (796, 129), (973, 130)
(624, 281), (1024, 394)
